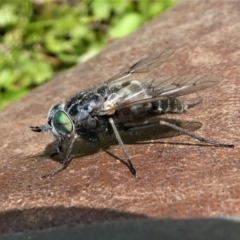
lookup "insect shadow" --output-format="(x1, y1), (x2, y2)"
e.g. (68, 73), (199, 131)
(33, 118), (204, 168)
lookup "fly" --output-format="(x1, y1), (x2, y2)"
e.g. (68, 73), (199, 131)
(30, 47), (234, 178)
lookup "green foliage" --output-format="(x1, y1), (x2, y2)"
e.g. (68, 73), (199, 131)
(0, 0), (175, 109)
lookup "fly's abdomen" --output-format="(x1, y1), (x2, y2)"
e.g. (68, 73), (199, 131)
(151, 98), (188, 114)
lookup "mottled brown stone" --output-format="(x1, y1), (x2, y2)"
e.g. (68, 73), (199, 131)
(1, 0), (240, 234)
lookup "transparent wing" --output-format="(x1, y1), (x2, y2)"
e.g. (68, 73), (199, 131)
(152, 74), (222, 97)
(106, 47), (175, 85)
(100, 74), (222, 115)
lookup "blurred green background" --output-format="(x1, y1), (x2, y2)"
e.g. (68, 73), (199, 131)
(0, 0), (175, 109)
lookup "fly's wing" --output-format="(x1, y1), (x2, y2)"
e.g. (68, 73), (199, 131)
(153, 74), (222, 98)
(100, 74), (222, 115)
(106, 47), (175, 86)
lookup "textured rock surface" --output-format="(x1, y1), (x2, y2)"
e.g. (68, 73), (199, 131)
(1, 0), (240, 234)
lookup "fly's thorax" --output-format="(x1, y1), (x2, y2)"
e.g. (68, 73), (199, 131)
(67, 92), (104, 121)
(96, 83), (111, 99)
(59, 91), (106, 132)
(48, 104), (74, 138)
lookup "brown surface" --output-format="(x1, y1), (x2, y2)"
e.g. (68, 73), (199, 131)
(1, 0), (240, 234)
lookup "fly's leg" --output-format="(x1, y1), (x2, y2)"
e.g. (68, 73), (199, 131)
(186, 98), (203, 109)
(41, 136), (76, 178)
(109, 118), (136, 176)
(159, 120), (234, 148)
(30, 125), (50, 132)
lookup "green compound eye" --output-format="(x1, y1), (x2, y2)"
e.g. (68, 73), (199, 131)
(53, 110), (73, 135)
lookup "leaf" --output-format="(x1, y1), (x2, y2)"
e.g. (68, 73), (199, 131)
(91, 0), (111, 20)
(0, 4), (18, 27)
(109, 13), (143, 38)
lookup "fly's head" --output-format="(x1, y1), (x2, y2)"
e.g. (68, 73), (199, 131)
(30, 104), (75, 141)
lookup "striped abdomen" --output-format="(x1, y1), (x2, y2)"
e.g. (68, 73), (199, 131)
(151, 98), (188, 114)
